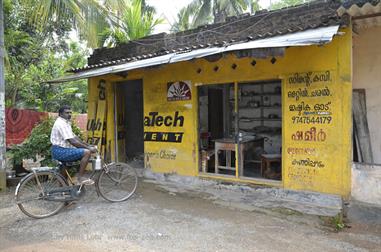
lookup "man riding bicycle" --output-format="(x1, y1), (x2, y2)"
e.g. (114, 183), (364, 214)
(50, 105), (97, 185)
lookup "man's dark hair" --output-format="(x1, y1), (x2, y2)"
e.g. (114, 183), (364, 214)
(58, 105), (71, 115)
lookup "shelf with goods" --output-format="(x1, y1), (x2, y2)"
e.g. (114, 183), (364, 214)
(236, 82), (282, 155)
(228, 81), (282, 136)
(239, 105), (281, 109)
(239, 117), (282, 122)
(239, 82), (281, 124)
(238, 119), (281, 135)
(241, 92), (281, 97)
(235, 81), (283, 173)
(238, 94), (281, 111)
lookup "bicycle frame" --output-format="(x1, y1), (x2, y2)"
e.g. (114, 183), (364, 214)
(14, 167), (68, 205)
(24, 165), (99, 203)
(15, 160), (138, 218)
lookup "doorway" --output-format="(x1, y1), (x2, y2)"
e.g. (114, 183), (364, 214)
(116, 80), (144, 163)
(198, 84), (235, 175)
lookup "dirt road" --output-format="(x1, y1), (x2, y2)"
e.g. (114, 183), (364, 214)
(1, 179), (380, 252)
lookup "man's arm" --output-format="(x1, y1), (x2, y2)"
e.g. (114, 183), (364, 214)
(74, 136), (92, 147)
(67, 137), (97, 153)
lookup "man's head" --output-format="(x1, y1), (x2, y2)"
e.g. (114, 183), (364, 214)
(58, 105), (72, 120)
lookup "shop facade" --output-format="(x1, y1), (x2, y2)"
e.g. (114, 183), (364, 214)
(53, 1), (356, 198)
(84, 31), (352, 198)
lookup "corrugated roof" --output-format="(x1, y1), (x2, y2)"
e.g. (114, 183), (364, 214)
(71, 0), (345, 73)
(341, 0), (380, 9)
(49, 26), (340, 83)
(338, 0), (381, 28)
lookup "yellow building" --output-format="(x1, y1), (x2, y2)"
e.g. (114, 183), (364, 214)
(51, 1), (381, 201)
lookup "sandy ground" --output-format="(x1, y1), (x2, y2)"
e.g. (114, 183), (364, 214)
(1, 178), (380, 252)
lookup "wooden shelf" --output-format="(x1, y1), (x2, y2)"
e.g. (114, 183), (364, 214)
(241, 92), (281, 97)
(238, 82), (282, 129)
(239, 127), (282, 134)
(239, 105), (281, 109)
(239, 117), (282, 122)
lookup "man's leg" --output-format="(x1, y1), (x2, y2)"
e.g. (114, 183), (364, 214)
(78, 149), (91, 178)
(52, 146), (93, 185)
(51, 145), (72, 179)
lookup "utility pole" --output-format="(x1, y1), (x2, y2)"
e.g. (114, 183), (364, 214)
(0, 0), (6, 191)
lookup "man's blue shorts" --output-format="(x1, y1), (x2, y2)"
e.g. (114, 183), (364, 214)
(51, 145), (85, 162)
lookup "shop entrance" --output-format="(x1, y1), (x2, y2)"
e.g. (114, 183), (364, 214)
(198, 80), (282, 181)
(116, 80), (144, 164)
(198, 84), (235, 176)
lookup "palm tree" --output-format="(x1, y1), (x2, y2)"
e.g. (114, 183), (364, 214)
(213, 0), (252, 23)
(22, 0), (128, 48)
(270, 0), (312, 10)
(99, 0), (163, 47)
(123, 0), (163, 40)
(248, 0), (260, 13)
(172, 0), (260, 32)
(171, 7), (194, 33)
(3, 29), (34, 106)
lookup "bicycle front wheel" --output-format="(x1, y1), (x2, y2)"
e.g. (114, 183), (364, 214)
(15, 171), (67, 218)
(96, 162), (138, 202)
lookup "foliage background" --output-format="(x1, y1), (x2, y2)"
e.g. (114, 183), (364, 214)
(8, 117), (84, 167)
(3, 0), (163, 112)
(4, 0), (90, 113)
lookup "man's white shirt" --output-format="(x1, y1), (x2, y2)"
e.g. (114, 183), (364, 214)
(50, 116), (75, 148)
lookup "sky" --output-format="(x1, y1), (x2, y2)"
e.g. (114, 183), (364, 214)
(146, 0), (274, 34)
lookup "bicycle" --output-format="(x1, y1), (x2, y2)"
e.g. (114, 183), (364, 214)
(15, 153), (138, 219)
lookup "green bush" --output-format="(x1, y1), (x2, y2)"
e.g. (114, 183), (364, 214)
(8, 117), (84, 167)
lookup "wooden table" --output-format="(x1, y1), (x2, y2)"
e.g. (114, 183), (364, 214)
(261, 153), (282, 178)
(214, 137), (264, 175)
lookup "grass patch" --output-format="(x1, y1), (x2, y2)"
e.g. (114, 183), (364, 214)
(320, 213), (346, 232)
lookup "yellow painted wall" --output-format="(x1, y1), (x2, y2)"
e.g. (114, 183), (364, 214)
(87, 77), (117, 161)
(143, 78), (197, 176)
(88, 28), (352, 196)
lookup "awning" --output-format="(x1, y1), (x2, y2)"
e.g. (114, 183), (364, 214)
(48, 25), (340, 83)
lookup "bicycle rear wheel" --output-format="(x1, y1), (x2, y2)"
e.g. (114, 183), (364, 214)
(96, 162), (138, 202)
(15, 171), (67, 218)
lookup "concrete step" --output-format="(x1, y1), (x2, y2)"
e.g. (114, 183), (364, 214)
(143, 170), (343, 218)
(346, 200), (381, 225)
